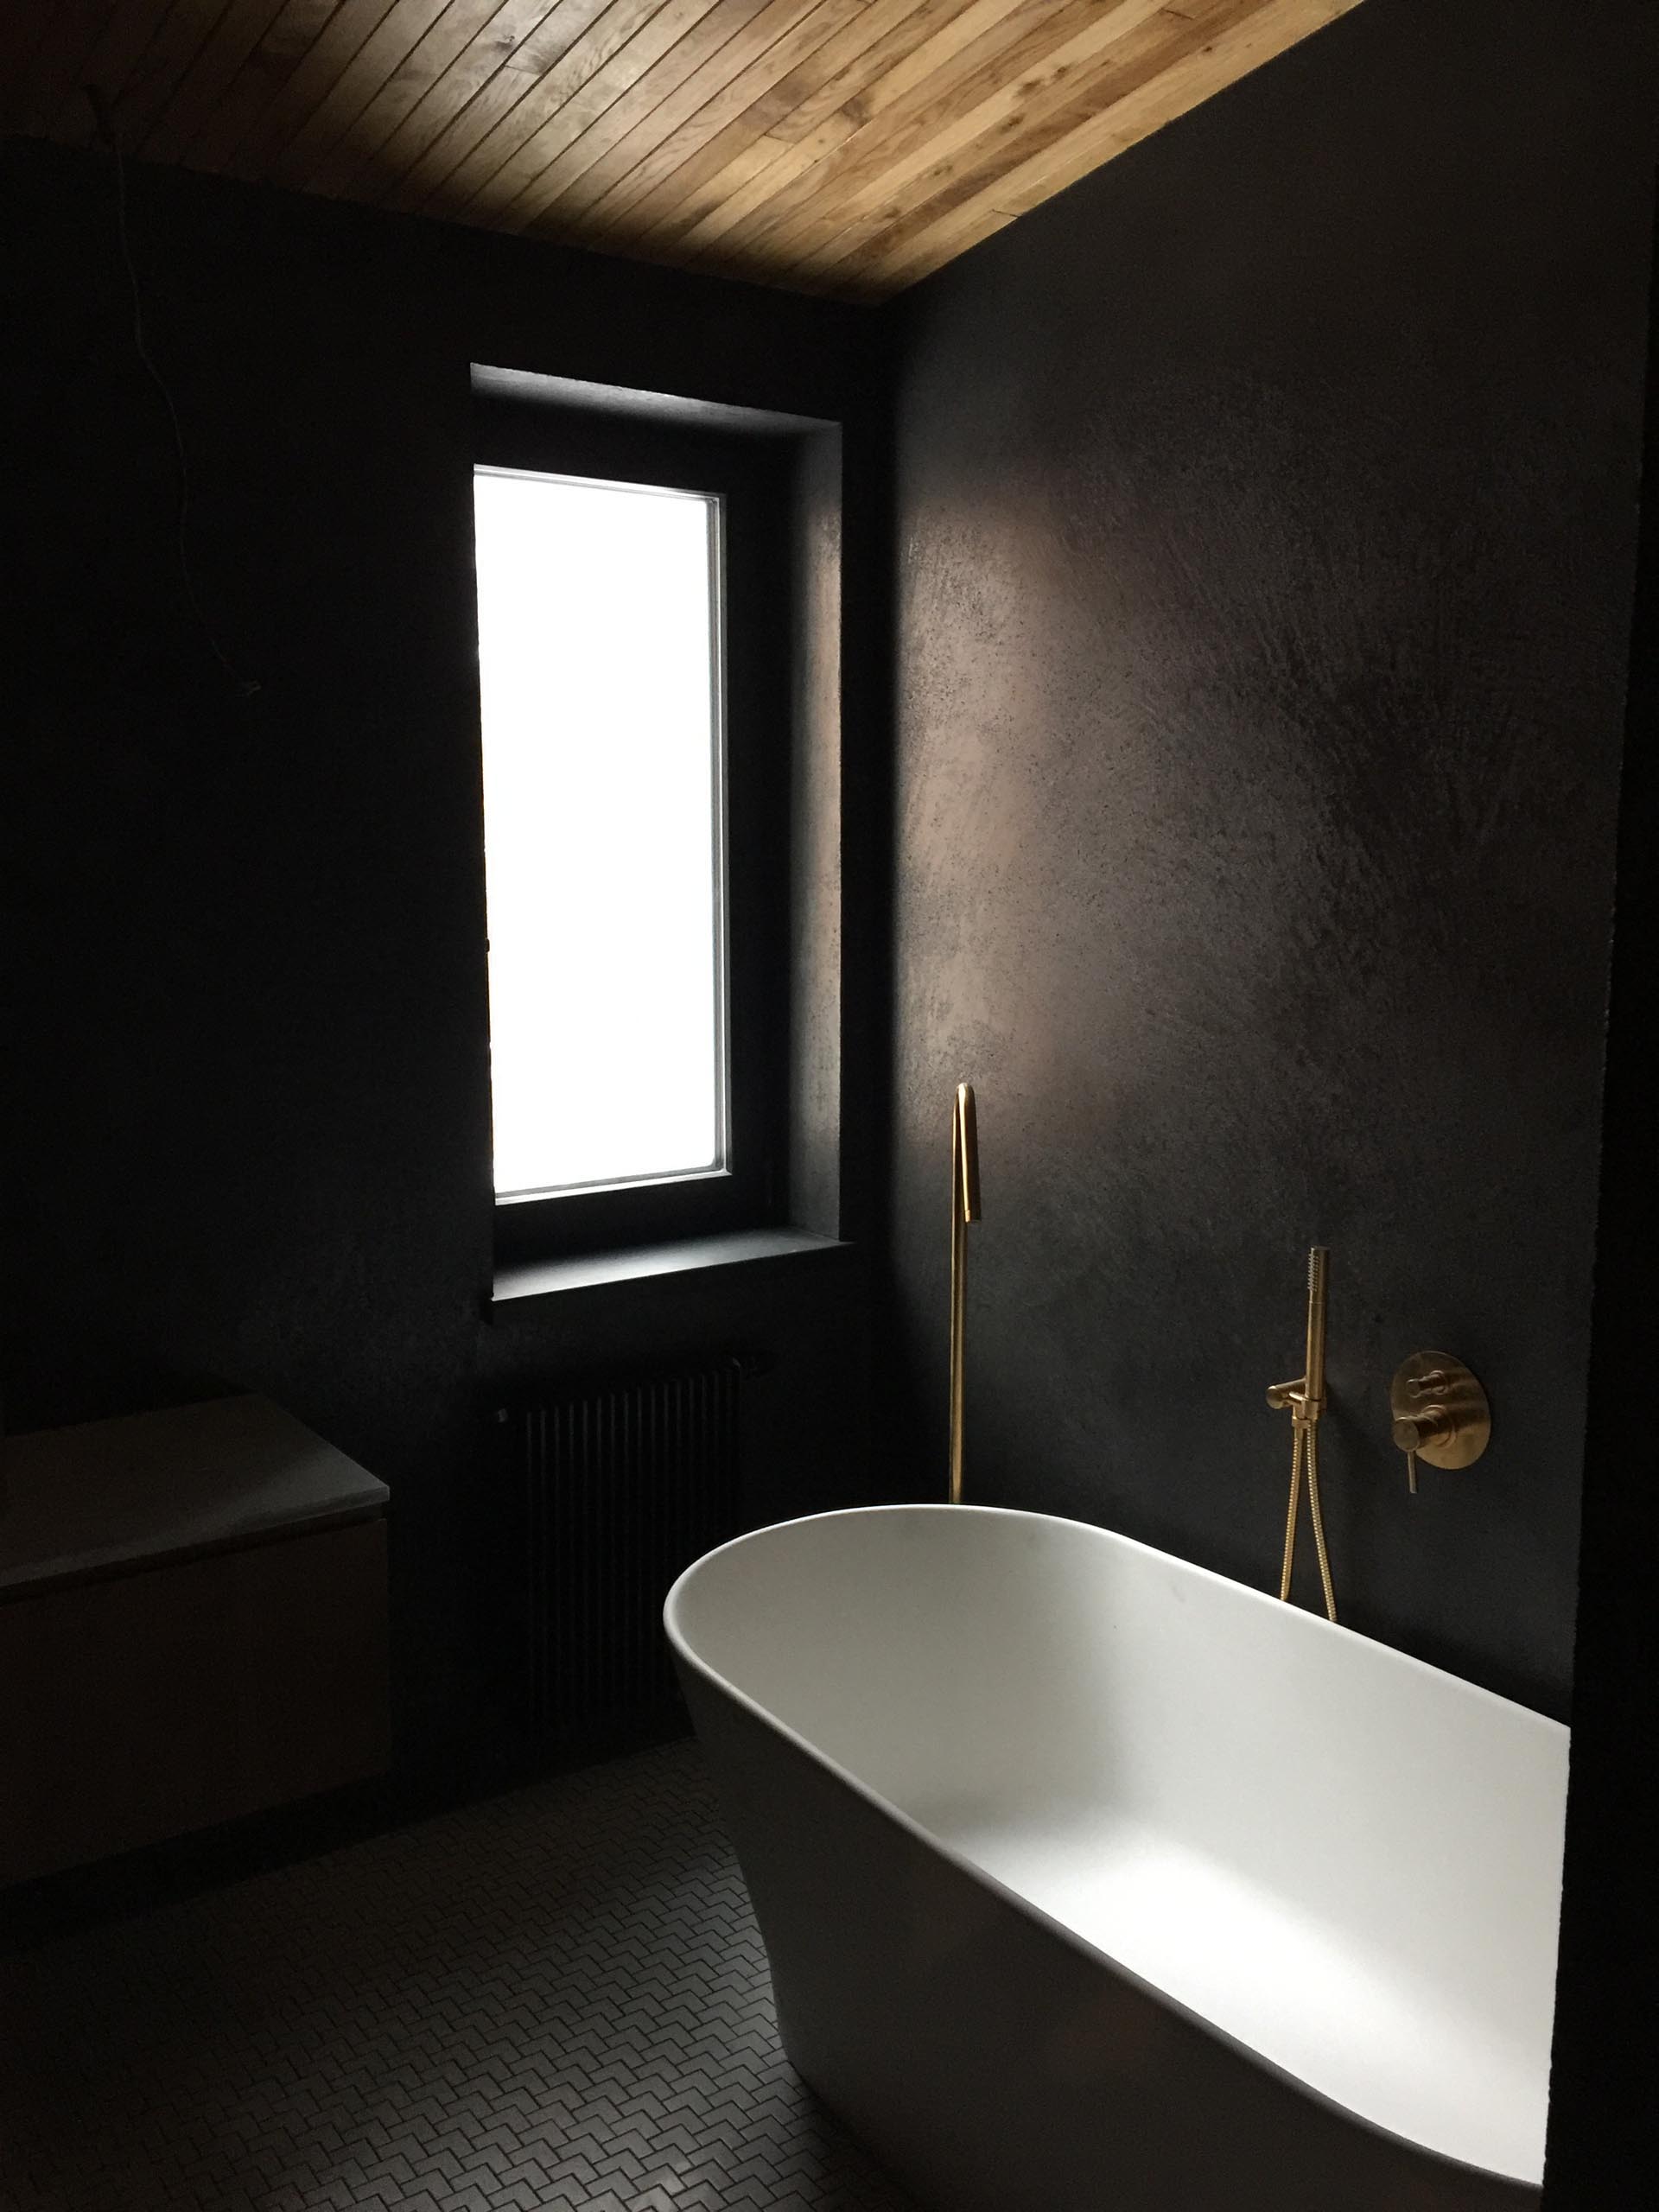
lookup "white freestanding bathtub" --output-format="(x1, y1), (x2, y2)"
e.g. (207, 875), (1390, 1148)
(664, 1505), (1568, 2212)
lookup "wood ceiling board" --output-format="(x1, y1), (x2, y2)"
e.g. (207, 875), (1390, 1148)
(672, 0), (1125, 268)
(421, 0), (713, 219)
(223, 0), (429, 178)
(852, 0), (1361, 293)
(181, 2), (353, 174)
(35, 0), (1365, 296)
(520, 0), (861, 235)
(264, 0), (463, 188)
(646, 0), (1024, 257)
(744, 0), (1177, 281)
(569, 0), (867, 238)
(788, 0), (1236, 286)
(494, 0), (813, 232)
(142, 2), (303, 168)
(304, 0), (568, 198)
(281, 0), (593, 194)
(583, 0), (944, 226)
(116, 3), (293, 156)
(383, 0), (673, 216)
(614, 0), (969, 251)
(357, 24), (574, 212)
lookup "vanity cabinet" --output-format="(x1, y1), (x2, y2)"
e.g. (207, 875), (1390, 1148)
(0, 1395), (390, 1886)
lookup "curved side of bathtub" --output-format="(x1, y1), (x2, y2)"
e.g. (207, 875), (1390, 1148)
(665, 1510), (1541, 2212)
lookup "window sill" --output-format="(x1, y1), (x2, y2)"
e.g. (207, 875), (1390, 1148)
(488, 1226), (850, 1311)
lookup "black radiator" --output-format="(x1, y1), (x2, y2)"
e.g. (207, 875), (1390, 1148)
(491, 1356), (749, 1735)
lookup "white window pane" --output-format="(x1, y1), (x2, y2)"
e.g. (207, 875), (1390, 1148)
(474, 467), (725, 1197)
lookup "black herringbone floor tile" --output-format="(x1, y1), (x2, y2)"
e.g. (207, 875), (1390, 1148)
(0, 1742), (919, 2211)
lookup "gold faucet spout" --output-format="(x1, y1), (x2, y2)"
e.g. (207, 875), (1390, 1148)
(949, 1084), (980, 1504)
(956, 1082), (981, 1224)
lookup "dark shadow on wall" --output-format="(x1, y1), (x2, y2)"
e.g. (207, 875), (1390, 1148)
(0, 134), (892, 1785)
(1542, 160), (1659, 2212)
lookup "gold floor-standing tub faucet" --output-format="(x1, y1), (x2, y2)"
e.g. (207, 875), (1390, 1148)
(948, 1083), (982, 1503)
(1266, 1245), (1338, 1623)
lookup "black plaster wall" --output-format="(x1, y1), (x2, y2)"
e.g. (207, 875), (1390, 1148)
(1, 137), (887, 1770)
(882, 0), (1657, 1718)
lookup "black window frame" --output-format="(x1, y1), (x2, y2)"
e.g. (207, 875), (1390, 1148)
(473, 394), (791, 1267)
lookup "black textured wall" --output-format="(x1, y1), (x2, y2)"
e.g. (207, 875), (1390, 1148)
(1, 138), (886, 1771)
(883, 0), (1657, 1717)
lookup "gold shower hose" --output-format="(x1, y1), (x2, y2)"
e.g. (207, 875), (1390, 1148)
(1276, 1245), (1337, 1623)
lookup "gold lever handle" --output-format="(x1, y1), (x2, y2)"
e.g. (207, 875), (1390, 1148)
(1391, 1409), (1456, 1453)
(1390, 1410), (1454, 1495)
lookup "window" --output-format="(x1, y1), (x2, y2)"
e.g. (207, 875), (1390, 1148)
(474, 468), (727, 1198)
(472, 396), (791, 1262)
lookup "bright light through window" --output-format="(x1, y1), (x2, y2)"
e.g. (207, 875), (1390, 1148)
(474, 467), (726, 1198)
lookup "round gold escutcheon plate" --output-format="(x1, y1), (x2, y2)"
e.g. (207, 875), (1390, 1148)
(1389, 1351), (1491, 1471)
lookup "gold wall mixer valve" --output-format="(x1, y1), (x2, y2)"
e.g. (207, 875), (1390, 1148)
(1389, 1352), (1491, 1493)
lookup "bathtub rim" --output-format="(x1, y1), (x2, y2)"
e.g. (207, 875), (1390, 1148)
(664, 1501), (1565, 2193)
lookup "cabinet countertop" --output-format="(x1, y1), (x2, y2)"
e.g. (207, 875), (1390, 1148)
(0, 1395), (389, 1596)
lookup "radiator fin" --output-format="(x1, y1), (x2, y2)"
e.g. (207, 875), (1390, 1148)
(497, 1359), (745, 1735)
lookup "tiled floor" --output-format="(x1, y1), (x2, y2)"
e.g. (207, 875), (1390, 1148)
(0, 1741), (920, 2212)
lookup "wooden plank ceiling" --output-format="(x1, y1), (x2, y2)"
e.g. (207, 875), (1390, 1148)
(6, 0), (1361, 297)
